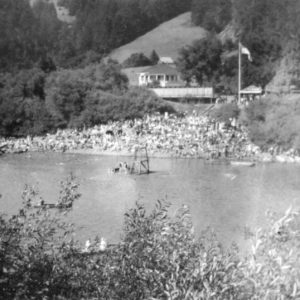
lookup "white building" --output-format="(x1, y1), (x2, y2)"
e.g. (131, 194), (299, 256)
(158, 56), (174, 64)
(138, 64), (183, 87)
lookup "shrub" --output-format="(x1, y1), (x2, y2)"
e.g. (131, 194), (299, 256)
(239, 95), (300, 151)
(1, 179), (300, 299)
(46, 63), (175, 129)
(0, 60), (177, 137)
(81, 87), (176, 126)
(240, 207), (300, 299)
(210, 103), (240, 123)
(122, 52), (152, 68)
(0, 175), (80, 299)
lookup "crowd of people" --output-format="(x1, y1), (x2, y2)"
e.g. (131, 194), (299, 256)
(0, 112), (263, 160)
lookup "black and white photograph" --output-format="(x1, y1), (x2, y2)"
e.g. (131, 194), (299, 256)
(0, 0), (300, 299)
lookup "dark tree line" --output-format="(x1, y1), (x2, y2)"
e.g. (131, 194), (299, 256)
(0, 0), (191, 72)
(0, 0), (65, 72)
(64, 0), (191, 59)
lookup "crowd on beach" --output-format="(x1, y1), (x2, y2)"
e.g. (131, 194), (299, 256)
(0, 112), (299, 162)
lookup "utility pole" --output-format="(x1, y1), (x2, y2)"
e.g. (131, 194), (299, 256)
(238, 41), (241, 104)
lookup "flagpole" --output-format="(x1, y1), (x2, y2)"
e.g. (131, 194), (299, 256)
(238, 41), (241, 104)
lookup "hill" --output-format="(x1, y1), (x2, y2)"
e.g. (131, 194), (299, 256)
(110, 12), (207, 63)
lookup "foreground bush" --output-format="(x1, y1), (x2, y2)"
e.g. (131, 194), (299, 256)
(239, 207), (300, 299)
(0, 176), (81, 299)
(0, 179), (299, 299)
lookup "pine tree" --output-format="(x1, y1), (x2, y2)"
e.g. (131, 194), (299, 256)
(149, 50), (160, 65)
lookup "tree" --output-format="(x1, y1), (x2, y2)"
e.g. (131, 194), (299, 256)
(122, 53), (152, 68)
(210, 103), (240, 123)
(39, 56), (56, 73)
(0, 68), (53, 137)
(177, 35), (223, 85)
(149, 49), (160, 65)
(32, 0), (63, 54)
(45, 73), (91, 128)
(191, 0), (232, 33)
(94, 59), (129, 93)
(0, 0), (39, 70)
(0, 0), (64, 72)
(218, 54), (238, 94)
(231, 0), (292, 88)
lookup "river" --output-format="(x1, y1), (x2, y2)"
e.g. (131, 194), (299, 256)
(1, 152), (300, 249)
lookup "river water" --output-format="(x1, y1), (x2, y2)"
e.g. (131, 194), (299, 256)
(1, 152), (300, 249)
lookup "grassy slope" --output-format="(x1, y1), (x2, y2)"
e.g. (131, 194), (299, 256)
(110, 12), (207, 63)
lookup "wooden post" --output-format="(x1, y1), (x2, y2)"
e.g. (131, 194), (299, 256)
(145, 147), (149, 173)
(238, 41), (242, 104)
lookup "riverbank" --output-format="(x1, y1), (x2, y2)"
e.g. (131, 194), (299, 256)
(65, 148), (300, 163)
(1, 113), (299, 163)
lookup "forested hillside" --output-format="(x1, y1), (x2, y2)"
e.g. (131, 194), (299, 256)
(0, 0), (63, 71)
(190, 0), (300, 89)
(232, 0), (300, 89)
(63, 0), (191, 58)
(0, 0), (192, 72)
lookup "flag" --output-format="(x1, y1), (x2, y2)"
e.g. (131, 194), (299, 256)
(240, 43), (252, 62)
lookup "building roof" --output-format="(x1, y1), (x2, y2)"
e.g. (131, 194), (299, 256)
(240, 85), (262, 94)
(159, 57), (174, 64)
(141, 64), (179, 76)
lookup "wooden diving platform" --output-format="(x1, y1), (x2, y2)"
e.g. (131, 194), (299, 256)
(129, 146), (150, 175)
